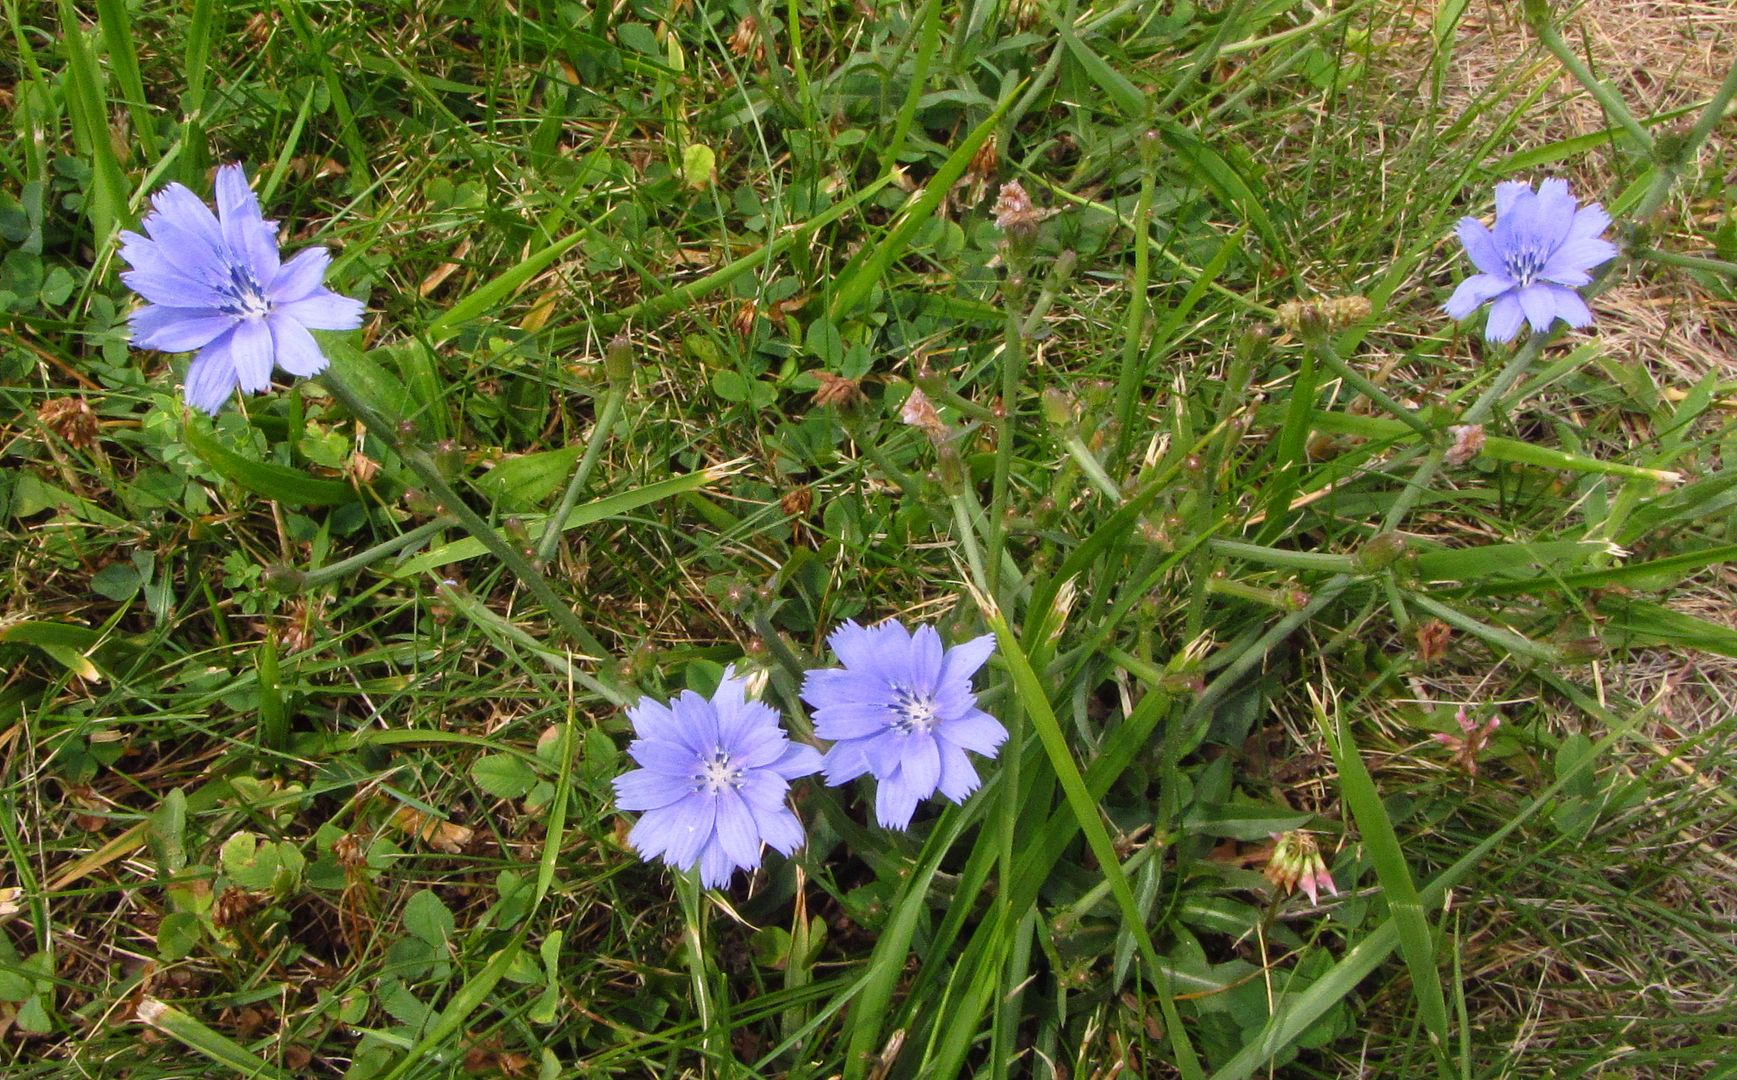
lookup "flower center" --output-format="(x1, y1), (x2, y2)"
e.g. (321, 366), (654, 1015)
(888, 687), (940, 735)
(694, 747), (743, 795)
(217, 260), (273, 319)
(1503, 243), (1549, 288)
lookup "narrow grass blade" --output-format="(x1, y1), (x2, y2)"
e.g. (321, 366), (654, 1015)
(137, 999), (292, 1079)
(1309, 410), (1682, 484)
(392, 466), (736, 575)
(829, 91), (1017, 319)
(1311, 686), (1451, 1066)
(93, 0), (156, 160)
(1211, 691), (1654, 1079)
(55, 0), (131, 247)
(842, 810), (977, 1080)
(426, 229), (591, 343)
(976, 591), (1205, 1080)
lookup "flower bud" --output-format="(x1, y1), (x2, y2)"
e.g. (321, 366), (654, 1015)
(605, 332), (634, 387)
(935, 441), (966, 493)
(1357, 531), (1408, 572)
(404, 487), (439, 517)
(433, 439), (464, 478)
(1040, 387), (1075, 427)
(261, 564), (306, 594)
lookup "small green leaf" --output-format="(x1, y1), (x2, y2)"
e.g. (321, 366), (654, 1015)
(475, 446), (583, 512)
(471, 754), (539, 799)
(681, 143), (716, 189)
(158, 912), (204, 961)
(183, 419), (358, 508)
(403, 888), (455, 949)
(90, 560), (144, 601)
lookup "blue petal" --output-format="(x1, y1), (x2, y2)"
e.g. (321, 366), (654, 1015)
(1516, 283), (1560, 334)
(906, 624), (944, 694)
(1540, 238), (1617, 286)
(863, 731), (909, 776)
(730, 722), (789, 769)
(1565, 202), (1611, 245)
(939, 633), (995, 688)
(828, 618), (911, 683)
(662, 793), (716, 870)
(277, 291), (365, 331)
(627, 807), (681, 860)
(938, 710), (1008, 756)
(1493, 180), (1531, 217)
(1530, 180), (1579, 249)
(749, 801), (804, 856)
(228, 318), (275, 393)
(770, 741), (822, 780)
(131, 305), (236, 352)
(811, 701), (895, 741)
(122, 262), (229, 310)
(614, 767), (690, 811)
(267, 246), (333, 303)
(1541, 284), (1593, 328)
(215, 164), (281, 281)
(935, 739), (981, 802)
(712, 674), (777, 758)
(802, 667), (897, 712)
(899, 733), (941, 799)
(144, 183), (223, 251)
(698, 837), (736, 887)
(1484, 293), (1525, 343)
(1455, 218), (1505, 276)
(184, 330), (240, 413)
(670, 691), (722, 752)
(820, 741), (872, 785)
(737, 770), (791, 812)
(121, 226), (219, 294)
(267, 314), (331, 377)
(873, 769), (922, 830)
(627, 696), (691, 750)
(628, 736), (701, 776)
(712, 791), (761, 869)
(1443, 275), (1511, 320)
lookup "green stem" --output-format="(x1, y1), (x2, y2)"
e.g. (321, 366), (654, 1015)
(1682, 53), (1737, 165)
(319, 369), (617, 673)
(676, 870), (724, 1067)
(1113, 145), (1156, 464)
(947, 488), (993, 594)
(536, 383), (628, 565)
(1208, 539), (1359, 574)
(1301, 329), (1435, 439)
(1018, 248), (1078, 339)
(1063, 433), (1124, 502)
(987, 277), (1031, 601)
(1636, 247), (1737, 278)
(301, 517), (453, 587)
(843, 414), (920, 499)
(1526, 8), (1655, 156)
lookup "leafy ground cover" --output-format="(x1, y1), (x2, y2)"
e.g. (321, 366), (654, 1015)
(2, 0), (1735, 1076)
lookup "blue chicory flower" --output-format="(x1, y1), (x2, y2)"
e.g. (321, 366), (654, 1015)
(613, 669), (823, 888)
(801, 619), (1006, 830)
(120, 163), (365, 413)
(1443, 177), (1618, 343)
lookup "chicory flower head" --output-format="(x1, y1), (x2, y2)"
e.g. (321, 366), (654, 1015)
(1443, 178), (1617, 343)
(120, 164), (365, 413)
(801, 619), (1006, 830)
(613, 669), (822, 888)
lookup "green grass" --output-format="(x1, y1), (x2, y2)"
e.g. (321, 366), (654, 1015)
(2, 1), (1736, 1076)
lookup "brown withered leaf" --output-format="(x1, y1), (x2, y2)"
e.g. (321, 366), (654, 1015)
(1415, 619), (1452, 666)
(391, 806), (474, 854)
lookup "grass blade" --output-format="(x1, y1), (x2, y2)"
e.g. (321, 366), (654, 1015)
(1312, 686), (1451, 1067)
